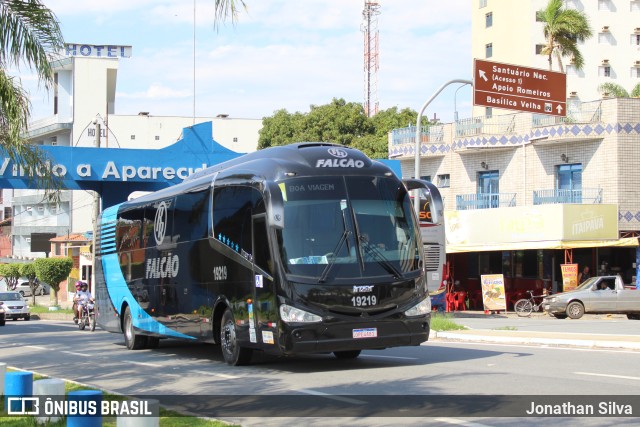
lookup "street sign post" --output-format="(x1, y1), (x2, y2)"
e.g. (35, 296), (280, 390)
(473, 59), (567, 117)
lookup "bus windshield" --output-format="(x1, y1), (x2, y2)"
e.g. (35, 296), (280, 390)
(276, 176), (421, 280)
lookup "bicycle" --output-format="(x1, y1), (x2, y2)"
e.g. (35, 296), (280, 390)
(78, 302), (96, 331)
(514, 290), (546, 317)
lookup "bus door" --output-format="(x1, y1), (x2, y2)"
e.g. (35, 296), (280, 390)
(251, 214), (277, 347)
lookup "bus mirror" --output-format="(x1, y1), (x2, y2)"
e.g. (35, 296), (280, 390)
(265, 181), (285, 229)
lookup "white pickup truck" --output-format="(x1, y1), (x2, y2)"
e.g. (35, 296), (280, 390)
(543, 275), (640, 320)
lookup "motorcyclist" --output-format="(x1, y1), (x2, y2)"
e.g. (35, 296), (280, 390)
(74, 281), (94, 321)
(72, 281), (82, 324)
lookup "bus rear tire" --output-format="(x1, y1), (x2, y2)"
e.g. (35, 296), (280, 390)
(220, 308), (253, 366)
(333, 350), (361, 359)
(124, 306), (148, 350)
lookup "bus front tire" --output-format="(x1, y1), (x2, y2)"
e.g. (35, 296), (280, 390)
(220, 308), (253, 366)
(123, 306), (147, 350)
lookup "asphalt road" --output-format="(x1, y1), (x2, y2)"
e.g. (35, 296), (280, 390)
(1, 319), (639, 426)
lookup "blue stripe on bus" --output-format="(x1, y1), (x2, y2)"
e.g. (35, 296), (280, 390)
(100, 204), (195, 341)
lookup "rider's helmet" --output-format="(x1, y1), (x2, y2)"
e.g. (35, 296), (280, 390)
(80, 282), (88, 290)
(75, 281), (83, 290)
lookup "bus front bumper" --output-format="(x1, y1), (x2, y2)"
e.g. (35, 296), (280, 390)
(279, 316), (430, 354)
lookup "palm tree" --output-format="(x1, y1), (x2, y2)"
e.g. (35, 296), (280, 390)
(213, 0), (247, 27)
(537, 0), (592, 73)
(597, 82), (640, 98)
(0, 0), (64, 197)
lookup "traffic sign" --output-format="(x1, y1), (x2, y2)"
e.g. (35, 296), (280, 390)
(473, 59), (567, 117)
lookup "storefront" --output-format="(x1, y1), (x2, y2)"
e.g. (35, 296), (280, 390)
(444, 204), (639, 310)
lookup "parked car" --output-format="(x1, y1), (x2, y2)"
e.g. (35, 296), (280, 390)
(0, 291), (30, 320)
(13, 279), (48, 297)
(543, 275), (640, 320)
(0, 302), (6, 326)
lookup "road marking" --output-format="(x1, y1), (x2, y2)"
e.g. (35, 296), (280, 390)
(62, 351), (90, 357)
(574, 371), (640, 381)
(296, 389), (366, 405)
(190, 370), (238, 379)
(122, 360), (163, 368)
(435, 341), (640, 354)
(26, 345), (48, 350)
(435, 418), (492, 427)
(360, 354), (418, 360)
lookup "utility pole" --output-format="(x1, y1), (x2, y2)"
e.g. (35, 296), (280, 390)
(91, 119), (101, 291)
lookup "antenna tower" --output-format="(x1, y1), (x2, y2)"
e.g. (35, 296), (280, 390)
(362, 1), (380, 117)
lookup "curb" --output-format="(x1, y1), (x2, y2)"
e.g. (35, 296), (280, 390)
(430, 330), (640, 350)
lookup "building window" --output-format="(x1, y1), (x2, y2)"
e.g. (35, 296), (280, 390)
(535, 44), (545, 55)
(598, 0), (613, 11)
(635, 67), (640, 78)
(485, 12), (493, 28)
(437, 174), (450, 188)
(633, 34), (640, 45)
(566, 64), (577, 76)
(557, 164), (582, 189)
(632, 0), (640, 12)
(130, 135), (136, 140)
(478, 170), (499, 208)
(599, 65), (611, 77)
(155, 136), (160, 141)
(485, 107), (493, 118)
(4, 207), (11, 219)
(420, 175), (431, 182)
(479, 0), (487, 8)
(233, 137), (238, 143)
(485, 43), (493, 58)
(598, 33), (613, 44)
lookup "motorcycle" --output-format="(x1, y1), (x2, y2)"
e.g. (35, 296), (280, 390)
(78, 302), (96, 331)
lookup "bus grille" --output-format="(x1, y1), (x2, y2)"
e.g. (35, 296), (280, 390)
(423, 245), (441, 272)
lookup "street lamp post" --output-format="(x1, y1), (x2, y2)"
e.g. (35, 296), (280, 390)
(413, 79), (473, 215)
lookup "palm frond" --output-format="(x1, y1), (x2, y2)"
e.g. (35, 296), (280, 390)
(0, 0), (64, 89)
(213, 0), (247, 29)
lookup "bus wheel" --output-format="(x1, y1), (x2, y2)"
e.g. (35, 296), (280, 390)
(123, 306), (148, 350)
(220, 308), (253, 365)
(333, 350), (361, 360)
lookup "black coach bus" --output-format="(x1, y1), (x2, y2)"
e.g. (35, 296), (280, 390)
(95, 143), (444, 365)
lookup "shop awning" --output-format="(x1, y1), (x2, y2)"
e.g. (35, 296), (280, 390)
(446, 236), (639, 254)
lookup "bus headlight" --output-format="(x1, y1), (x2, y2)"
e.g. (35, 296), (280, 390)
(279, 304), (322, 323)
(404, 297), (431, 317)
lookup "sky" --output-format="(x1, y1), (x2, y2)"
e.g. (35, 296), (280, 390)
(20, 0), (473, 124)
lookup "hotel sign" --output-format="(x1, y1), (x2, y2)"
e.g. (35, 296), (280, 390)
(474, 59), (566, 117)
(64, 43), (132, 58)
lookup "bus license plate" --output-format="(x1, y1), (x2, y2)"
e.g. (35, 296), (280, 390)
(353, 328), (377, 339)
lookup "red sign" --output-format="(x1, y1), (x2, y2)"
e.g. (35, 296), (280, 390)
(474, 59), (567, 117)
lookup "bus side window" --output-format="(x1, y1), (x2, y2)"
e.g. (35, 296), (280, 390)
(174, 189), (210, 242)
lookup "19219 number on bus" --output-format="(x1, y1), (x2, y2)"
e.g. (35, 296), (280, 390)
(351, 295), (377, 307)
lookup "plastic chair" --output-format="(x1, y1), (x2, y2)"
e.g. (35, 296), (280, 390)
(454, 291), (467, 311)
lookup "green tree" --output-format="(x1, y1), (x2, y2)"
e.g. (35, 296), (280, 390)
(34, 257), (72, 307)
(597, 83), (640, 98)
(0, 263), (21, 291)
(537, 0), (592, 72)
(0, 0), (65, 198)
(19, 262), (38, 305)
(258, 100), (425, 158)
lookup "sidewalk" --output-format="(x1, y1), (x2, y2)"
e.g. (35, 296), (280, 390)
(430, 310), (640, 350)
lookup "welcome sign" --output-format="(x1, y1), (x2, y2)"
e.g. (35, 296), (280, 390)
(0, 122), (242, 207)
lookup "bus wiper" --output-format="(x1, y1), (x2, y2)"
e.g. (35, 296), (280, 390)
(318, 229), (351, 283)
(359, 236), (403, 279)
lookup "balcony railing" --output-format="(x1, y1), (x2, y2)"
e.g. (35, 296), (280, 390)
(391, 125), (444, 145)
(533, 188), (603, 205)
(532, 101), (602, 128)
(456, 193), (517, 210)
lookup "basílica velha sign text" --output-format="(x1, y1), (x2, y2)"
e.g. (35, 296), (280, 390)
(0, 122), (242, 208)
